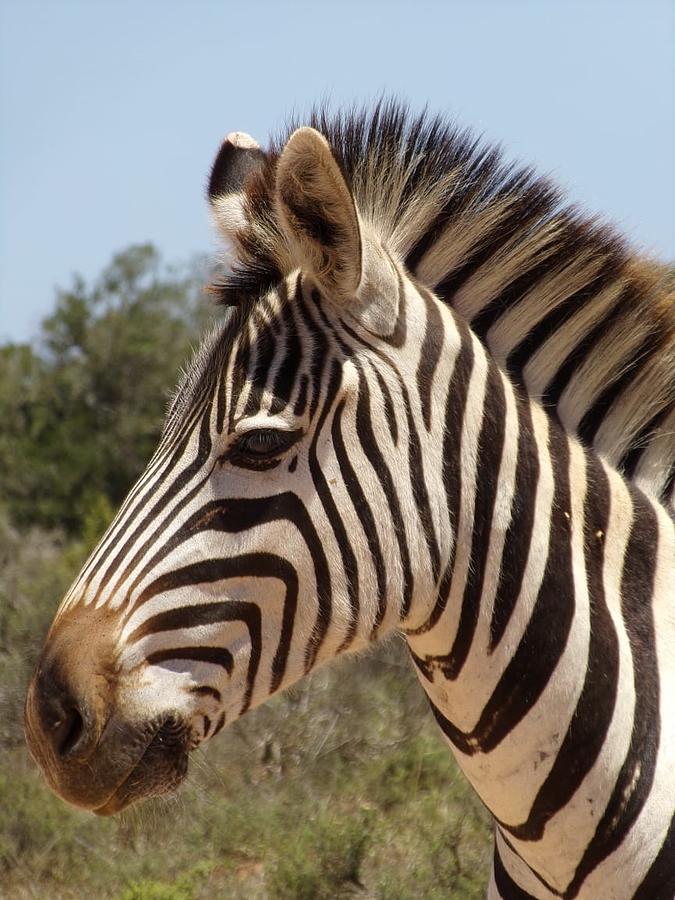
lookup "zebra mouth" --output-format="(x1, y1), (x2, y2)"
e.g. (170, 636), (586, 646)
(92, 715), (190, 816)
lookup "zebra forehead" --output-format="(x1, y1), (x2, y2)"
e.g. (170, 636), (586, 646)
(163, 280), (299, 432)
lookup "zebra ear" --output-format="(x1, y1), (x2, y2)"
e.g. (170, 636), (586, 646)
(275, 127), (399, 335)
(275, 127), (362, 300)
(208, 132), (267, 243)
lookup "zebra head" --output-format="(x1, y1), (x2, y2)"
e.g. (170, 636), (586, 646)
(25, 125), (451, 814)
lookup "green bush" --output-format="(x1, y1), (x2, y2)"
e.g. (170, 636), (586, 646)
(267, 812), (370, 899)
(0, 245), (213, 534)
(119, 863), (213, 900)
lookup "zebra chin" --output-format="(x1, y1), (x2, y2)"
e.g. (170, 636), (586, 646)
(24, 691), (192, 816)
(91, 715), (191, 816)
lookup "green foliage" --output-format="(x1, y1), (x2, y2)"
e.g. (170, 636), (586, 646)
(0, 759), (116, 884)
(119, 863), (213, 900)
(0, 244), (214, 533)
(266, 811), (370, 899)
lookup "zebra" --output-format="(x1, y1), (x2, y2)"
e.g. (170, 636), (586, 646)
(25, 103), (675, 899)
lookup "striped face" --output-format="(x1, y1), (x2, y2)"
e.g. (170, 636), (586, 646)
(24, 127), (448, 814)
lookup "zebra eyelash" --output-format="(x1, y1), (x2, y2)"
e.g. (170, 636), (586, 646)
(225, 427), (304, 470)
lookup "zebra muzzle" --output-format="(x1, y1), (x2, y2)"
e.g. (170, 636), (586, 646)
(24, 601), (191, 814)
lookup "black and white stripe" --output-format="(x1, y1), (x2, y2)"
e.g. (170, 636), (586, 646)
(32, 105), (674, 896)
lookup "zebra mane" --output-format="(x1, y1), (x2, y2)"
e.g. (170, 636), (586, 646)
(216, 100), (669, 297)
(212, 100), (675, 503)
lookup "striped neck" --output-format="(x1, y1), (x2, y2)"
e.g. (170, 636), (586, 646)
(402, 298), (673, 895)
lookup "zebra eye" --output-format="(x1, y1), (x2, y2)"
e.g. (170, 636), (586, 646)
(233, 428), (300, 463)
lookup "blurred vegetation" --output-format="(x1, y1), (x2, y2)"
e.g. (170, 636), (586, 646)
(0, 245), (491, 898)
(0, 244), (211, 533)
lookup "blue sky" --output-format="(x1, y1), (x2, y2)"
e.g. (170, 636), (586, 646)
(1, 0), (673, 343)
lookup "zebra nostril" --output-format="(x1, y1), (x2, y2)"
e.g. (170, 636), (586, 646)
(51, 705), (85, 758)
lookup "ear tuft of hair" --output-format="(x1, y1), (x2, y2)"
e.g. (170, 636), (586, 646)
(226, 131), (260, 150)
(208, 132), (264, 201)
(208, 133), (268, 245)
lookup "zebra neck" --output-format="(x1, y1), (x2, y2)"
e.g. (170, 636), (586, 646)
(404, 327), (586, 775)
(400, 311), (657, 893)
